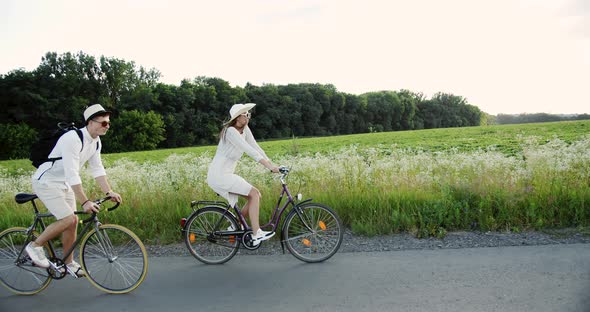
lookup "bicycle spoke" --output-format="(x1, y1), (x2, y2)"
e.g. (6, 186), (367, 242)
(185, 207), (239, 264)
(0, 228), (52, 295)
(81, 225), (147, 294)
(284, 204), (343, 263)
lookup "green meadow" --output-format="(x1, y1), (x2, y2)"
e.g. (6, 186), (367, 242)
(1, 120), (589, 243)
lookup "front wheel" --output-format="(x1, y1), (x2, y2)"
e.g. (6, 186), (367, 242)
(283, 203), (343, 263)
(0, 227), (54, 295)
(80, 224), (148, 294)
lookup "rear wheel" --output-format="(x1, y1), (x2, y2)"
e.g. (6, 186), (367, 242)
(283, 204), (343, 263)
(0, 227), (54, 295)
(80, 224), (148, 294)
(184, 206), (239, 264)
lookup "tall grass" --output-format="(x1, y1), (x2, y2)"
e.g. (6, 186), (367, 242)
(1, 134), (589, 243)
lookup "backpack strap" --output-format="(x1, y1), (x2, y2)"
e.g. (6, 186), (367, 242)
(36, 129), (85, 180)
(75, 129), (84, 152)
(46, 129), (84, 164)
(75, 128), (99, 151)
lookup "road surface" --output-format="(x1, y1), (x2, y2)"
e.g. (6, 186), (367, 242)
(1, 244), (589, 312)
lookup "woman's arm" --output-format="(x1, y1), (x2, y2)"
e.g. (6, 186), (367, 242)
(225, 127), (264, 161)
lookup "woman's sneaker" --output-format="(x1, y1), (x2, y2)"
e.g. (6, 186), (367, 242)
(251, 229), (275, 246)
(25, 242), (50, 268)
(66, 261), (86, 277)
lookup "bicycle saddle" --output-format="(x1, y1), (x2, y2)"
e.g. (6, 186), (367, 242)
(15, 193), (38, 204)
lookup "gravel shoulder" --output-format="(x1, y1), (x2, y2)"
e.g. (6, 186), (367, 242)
(147, 227), (590, 257)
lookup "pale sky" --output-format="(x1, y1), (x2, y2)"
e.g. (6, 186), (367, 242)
(1, 0), (588, 115)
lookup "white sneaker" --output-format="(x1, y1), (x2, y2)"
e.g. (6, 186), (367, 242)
(251, 229), (275, 246)
(66, 260), (86, 277)
(226, 222), (243, 231)
(25, 242), (50, 268)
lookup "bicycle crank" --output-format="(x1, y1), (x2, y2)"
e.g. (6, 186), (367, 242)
(241, 230), (261, 251)
(47, 258), (67, 280)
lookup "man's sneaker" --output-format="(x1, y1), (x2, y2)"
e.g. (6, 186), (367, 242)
(251, 229), (275, 246)
(66, 261), (86, 277)
(25, 242), (50, 268)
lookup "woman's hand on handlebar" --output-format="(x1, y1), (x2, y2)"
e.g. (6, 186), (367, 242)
(269, 166), (280, 173)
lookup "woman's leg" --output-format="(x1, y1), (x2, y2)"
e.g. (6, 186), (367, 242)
(245, 187), (261, 232)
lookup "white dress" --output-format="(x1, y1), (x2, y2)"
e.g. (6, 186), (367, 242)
(206, 126), (269, 206)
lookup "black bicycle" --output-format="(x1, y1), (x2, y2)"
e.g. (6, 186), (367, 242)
(181, 166), (343, 264)
(0, 194), (148, 295)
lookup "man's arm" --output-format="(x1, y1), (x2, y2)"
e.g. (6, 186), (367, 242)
(95, 175), (122, 203)
(71, 183), (100, 213)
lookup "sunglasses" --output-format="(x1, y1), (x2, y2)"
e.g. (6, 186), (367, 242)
(92, 119), (111, 127)
(240, 112), (251, 119)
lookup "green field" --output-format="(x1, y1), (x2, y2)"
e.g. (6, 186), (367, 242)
(1, 120), (589, 243)
(3, 120), (589, 173)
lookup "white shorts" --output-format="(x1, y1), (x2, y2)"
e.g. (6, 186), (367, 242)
(32, 180), (76, 220)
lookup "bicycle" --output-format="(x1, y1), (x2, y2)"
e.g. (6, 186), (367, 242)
(180, 166), (343, 264)
(0, 194), (148, 295)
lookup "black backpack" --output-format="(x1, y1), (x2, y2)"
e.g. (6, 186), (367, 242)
(29, 122), (97, 168)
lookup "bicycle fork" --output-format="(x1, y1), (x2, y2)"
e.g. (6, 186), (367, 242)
(93, 226), (118, 263)
(279, 205), (315, 254)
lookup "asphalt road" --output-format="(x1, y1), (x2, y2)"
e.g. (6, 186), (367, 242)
(1, 244), (589, 312)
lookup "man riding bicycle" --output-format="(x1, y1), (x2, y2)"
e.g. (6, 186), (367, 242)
(26, 104), (122, 276)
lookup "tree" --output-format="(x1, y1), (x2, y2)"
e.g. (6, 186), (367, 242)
(0, 123), (37, 159)
(105, 110), (166, 152)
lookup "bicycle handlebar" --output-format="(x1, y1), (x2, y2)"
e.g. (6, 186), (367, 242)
(76, 196), (121, 223)
(278, 166), (290, 184)
(278, 166), (289, 174)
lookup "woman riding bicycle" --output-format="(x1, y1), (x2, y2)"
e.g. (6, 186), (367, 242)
(206, 103), (279, 246)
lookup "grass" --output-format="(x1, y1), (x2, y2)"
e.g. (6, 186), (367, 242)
(1, 120), (589, 243)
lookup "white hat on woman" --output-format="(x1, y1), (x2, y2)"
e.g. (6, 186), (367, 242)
(228, 103), (256, 123)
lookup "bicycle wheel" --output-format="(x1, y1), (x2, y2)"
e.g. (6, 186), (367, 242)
(0, 227), (54, 295)
(184, 206), (239, 264)
(80, 224), (148, 294)
(283, 203), (343, 263)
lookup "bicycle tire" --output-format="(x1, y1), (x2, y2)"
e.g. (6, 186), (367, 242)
(283, 203), (343, 263)
(184, 206), (239, 264)
(80, 224), (148, 294)
(0, 227), (54, 295)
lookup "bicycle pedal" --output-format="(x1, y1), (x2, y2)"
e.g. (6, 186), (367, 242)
(66, 268), (82, 278)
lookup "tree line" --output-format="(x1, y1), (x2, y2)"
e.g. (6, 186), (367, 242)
(493, 113), (590, 124)
(0, 51), (485, 160)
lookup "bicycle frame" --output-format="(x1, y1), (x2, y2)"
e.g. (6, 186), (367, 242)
(262, 175), (312, 231)
(17, 197), (115, 275)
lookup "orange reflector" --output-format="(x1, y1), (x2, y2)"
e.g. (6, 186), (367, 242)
(318, 221), (327, 231)
(189, 233), (196, 243)
(229, 235), (235, 243)
(302, 238), (311, 246)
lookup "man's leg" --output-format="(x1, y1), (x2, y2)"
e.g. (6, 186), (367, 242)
(33, 215), (76, 247)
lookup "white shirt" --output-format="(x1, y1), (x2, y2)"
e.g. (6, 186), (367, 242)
(214, 126), (267, 164)
(206, 126), (269, 205)
(32, 127), (106, 188)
